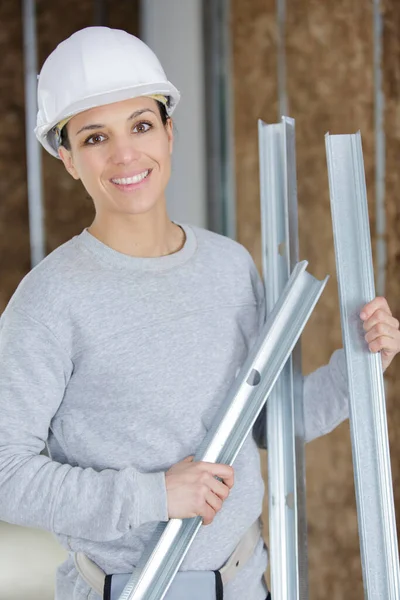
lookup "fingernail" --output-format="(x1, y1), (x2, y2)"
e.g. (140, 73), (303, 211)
(360, 311), (366, 320)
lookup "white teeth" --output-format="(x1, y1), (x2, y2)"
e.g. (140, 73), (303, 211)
(112, 170), (149, 185)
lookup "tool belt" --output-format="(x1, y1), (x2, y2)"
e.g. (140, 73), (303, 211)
(74, 519), (261, 600)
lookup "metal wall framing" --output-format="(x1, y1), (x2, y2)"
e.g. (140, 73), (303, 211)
(326, 132), (400, 599)
(276, 0), (288, 118)
(22, 0), (45, 268)
(259, 117), (308, 600)
(203, 0), (236, 239)
(373, 0), (386, 297)
(118, 261), (327, 600)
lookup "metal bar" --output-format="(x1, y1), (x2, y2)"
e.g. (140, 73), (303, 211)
(203, 0), (236, 239)
(118, 261), (328, 600)
(373, 0), (386, 297)
(325, 132), (400, 599)
(22, 0), (45, 268)
(259, 117), (308, 600)
(221, 0), (237, 240)
(93, 0), (107, 26)
(276, 0), (288, 118)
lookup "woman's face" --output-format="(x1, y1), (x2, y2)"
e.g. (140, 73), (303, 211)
(58, 96), (173, 218)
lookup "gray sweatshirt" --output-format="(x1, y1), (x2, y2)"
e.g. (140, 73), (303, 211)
(0, 224), (349, 600)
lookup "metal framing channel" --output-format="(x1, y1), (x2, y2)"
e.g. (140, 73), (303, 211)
(118, 261), (328, 600)
(22, 0), (45, 268)
(373, 0), (386, 297)
(276, 0), (288, 118)
(259, 117), (308, 600)
(203, 0), (236, 239)
(325, 132), (400, 599)
(93, 0), (107, 25)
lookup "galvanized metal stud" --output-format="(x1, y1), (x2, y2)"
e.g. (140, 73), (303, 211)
(326, 132), (400, 599)
(259, 117), (308, 600)
(373, 0), (386, 297)
(276, 0), (288, 118)
(203, 0), (236, 239)
(119, 261), (327, 600)
(22, 0), (45, 267)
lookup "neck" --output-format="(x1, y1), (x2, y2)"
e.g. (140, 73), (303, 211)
(87, 207), (185, 258)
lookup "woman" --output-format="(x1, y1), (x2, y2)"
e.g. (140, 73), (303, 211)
(0, 27), (399, 600)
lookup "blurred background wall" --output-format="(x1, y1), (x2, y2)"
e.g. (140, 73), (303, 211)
(0, 1), (399, 599)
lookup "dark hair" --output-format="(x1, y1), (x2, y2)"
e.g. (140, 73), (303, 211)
(59, 99), (169, 151)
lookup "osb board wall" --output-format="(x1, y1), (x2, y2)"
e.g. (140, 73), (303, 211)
(232, 0), (399, 599)
(0, 0), (139, 311)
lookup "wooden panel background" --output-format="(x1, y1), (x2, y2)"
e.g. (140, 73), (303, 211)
(232, 0), (399, 598)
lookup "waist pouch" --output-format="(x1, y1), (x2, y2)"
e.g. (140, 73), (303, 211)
(104, 570), (223, 600)
(74, 519), (261, 600)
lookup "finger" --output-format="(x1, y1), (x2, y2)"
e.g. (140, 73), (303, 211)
(368, 336), (399, 354)
(364, 323), (400, 344)
(363, 311), (399, 332)
(183, 456), (194, 462)
(210, 477), (231, 501)
(198, 462), (234, 488)
(195, 471), (231, 498)
(202, 503), (216, 526)
(360, 297), (392, 321)
(205, 491), (223, 514)
(216, 471), (234, 489)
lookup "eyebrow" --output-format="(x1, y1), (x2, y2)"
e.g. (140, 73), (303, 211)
(75, 108), (157, 136)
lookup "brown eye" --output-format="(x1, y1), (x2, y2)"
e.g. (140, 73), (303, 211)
(133, 122), (152, 134)
(84, 133), (106, 145)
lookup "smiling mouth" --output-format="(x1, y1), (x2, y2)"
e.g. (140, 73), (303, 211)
(110, 170), (151, 185)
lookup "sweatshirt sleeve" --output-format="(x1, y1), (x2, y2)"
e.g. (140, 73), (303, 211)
(302, 348), (349, 442)
(249, 259), (350, 447)
(0, 306), (168, 542)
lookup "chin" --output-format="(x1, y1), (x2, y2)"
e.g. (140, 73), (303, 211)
(114, 197), (161, 217)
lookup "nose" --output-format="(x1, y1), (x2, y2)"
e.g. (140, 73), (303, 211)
(109, 136), (141, 166)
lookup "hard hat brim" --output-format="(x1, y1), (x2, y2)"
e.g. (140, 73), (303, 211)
(35, 80), (180, 158)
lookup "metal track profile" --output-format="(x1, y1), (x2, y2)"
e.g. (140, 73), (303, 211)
(203, 0), (236, 239)
(373, 0), (386, 297)
(22, 0), (45, 268)
(325, 132), (400, 599)
(276, 0), (288, 118)
(118, 261), (328, 600)
(258, 117), (308, 600)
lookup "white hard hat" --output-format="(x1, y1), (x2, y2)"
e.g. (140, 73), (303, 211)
(35, 26), (181, 157)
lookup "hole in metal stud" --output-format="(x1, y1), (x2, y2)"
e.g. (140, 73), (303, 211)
(246, 369), (261, 386)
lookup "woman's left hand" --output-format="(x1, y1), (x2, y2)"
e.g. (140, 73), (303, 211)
(360, 297), (400, 372)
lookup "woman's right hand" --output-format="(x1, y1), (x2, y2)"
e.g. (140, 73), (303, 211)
(165, 456), (234, 525)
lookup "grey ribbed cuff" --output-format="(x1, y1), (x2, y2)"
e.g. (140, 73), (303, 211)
(135, 470), (168, 526)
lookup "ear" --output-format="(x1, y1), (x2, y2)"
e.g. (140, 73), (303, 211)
(166, 118), (174, 155)
(58, 146), (80, 180)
